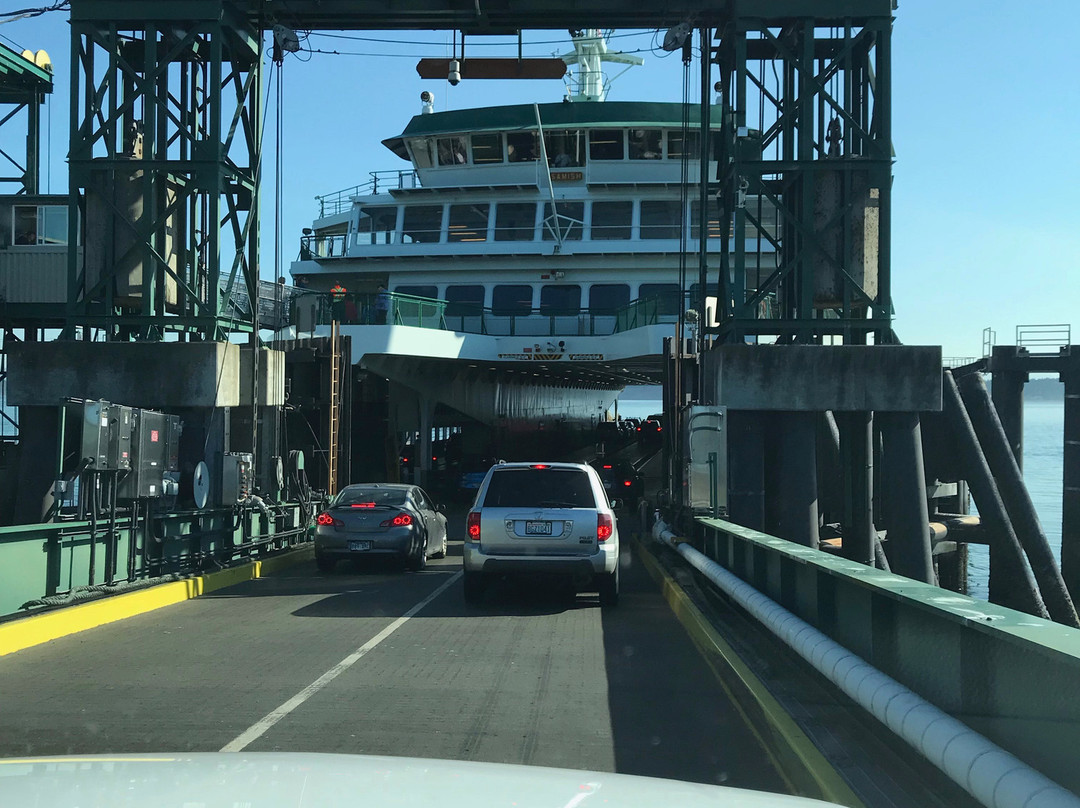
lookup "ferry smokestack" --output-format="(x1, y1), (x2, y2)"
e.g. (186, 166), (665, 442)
(420, 90), (434, 114)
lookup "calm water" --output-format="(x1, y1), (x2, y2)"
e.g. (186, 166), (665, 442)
(615, 398), (1065, 600)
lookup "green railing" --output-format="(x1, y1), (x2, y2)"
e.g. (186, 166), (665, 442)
(0, 504), (310, 619)
(293, 291), (447, 329)
(291, 291), (686, 338)
(693, 515), (1080, 796)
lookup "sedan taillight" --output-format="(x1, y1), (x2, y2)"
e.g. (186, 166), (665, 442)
(317, 512), (342, 527)
(597, 513), (613, 542)
(380, 513), (413, 527)
(467, 511), (481, 542)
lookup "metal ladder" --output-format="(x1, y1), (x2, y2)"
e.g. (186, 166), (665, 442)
(327, 320), (340, 496)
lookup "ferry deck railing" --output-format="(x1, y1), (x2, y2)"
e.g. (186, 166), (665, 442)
(290, 291), (701, 337)
(315, 171), (420, 218)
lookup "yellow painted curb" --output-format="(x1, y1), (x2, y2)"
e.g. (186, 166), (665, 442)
(633, 537), (865, 808)
(0, 543), (314, 658)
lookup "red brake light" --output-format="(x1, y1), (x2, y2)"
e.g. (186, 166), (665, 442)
(317, 512), (334, 526)
(530, 464), (549, 469)
(467, 511), (481, 541)
(380, 512), (413, 527)
(350, 502), (375, 508)
(657, 426), (662, 431)
(636, 427), (641, 432)
(597, 513), (613, 542)
(623, 480), (632, 487)
(602, 465), (612, 469)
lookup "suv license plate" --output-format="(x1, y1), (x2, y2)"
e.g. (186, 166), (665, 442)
(348, 540), (372, 551)
(525, 521), (552, 535)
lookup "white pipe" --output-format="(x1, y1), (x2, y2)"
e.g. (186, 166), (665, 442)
(650, 519), (1080, 808)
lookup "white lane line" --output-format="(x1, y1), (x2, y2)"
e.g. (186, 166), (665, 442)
(220, 570), (463, 752)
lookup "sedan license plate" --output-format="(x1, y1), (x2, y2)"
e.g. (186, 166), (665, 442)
(348, 540), (372, 551)
(525, 521), (552, 536)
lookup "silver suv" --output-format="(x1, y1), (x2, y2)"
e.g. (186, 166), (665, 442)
(463, 462), (620, 606)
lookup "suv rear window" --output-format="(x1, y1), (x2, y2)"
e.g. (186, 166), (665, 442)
(482, 468), (594, 508)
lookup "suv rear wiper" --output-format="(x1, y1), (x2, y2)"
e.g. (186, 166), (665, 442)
(538, 500), (580, 508)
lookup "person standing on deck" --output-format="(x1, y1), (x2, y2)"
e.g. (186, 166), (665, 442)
(330, 280), (346, 321)
(375, 285), (390, 324)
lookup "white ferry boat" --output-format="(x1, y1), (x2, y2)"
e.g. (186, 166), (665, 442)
(288, 30), (777, 471)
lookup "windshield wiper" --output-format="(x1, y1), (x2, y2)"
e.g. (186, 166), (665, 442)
(538, 500), (579, 508)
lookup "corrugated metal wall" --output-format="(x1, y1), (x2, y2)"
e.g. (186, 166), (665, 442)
(0, 248), (73, 303)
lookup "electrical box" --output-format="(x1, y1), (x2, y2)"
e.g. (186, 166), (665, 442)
(117, 409), (182, 500)
(683, 406), (728, 516)
(220, 453), (253, 505)
(106, 405), (133, 471)
(66, 399), (110, 470)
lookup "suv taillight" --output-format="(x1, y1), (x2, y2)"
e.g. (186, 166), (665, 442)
(597, 513), (613, 542)
(467, 511), (481, 542)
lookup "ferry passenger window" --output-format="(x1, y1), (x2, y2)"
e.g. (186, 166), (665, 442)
(639, 283), (682, 316)
(540, 285), (581, 315)
(402, 205), (444, 244)
(541, 202), (583, 241)
(445, 285), (485, 315)
(471, 133), (504, 164)
(689, 200), (724, 240)
(448, 204), (490, 242)
(506, 132), (539, 162)
(640, 201), (682, 239)
(544, 130), (584, 167)
(588, 284), (630, 314)
(495, 203), (537, 241)
(394, 285), (437, 299)
(667, 130), (701, 160)
(628, 129), (662, 160)
(356, 206), (397, 245)
(589, 129), (624, 160)
(590, 201), (632, 240)
(407, 138), (435, 169)
(492, 284), (533, 316)
(437, 136), (468, 166)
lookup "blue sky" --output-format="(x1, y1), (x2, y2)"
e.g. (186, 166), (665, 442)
(4, 1), (1077, 358)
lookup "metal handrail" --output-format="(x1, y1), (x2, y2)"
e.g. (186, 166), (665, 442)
(315, 170), (420, 217)
(1015, 323), (1071, 351)
(291, 291), (683, 338)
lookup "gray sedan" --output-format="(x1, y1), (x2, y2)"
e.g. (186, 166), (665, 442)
(315, 483), (448, 572)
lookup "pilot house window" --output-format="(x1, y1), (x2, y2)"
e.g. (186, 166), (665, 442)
(589, 129), (624, 160)
(437, 137), (468, 166)
(507, 131), (539, 162)
(471, 133), (503, 164)
(628, 129), (662, 160)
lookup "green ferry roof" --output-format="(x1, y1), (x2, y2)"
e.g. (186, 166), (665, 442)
(382, 101), (724, 159)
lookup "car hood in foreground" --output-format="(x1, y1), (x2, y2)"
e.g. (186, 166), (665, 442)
(0, 753), (840, 807)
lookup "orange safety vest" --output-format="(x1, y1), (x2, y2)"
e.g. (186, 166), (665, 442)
(330, 284), (346, 301)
